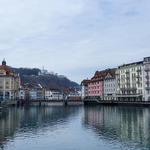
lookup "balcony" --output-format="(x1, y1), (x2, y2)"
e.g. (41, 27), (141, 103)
(126, 82), (130, 85)
(116, 94), (142, 98)
(130, 87), (137, 91)
(145, 75), (150, 79)
(125, 71), (130, 74)
(120, 87), (137, 91)
(145, 68), (150, 72)
(120, 88), (126, 91)
(126, 82), (130, 84)
(145, 87), (150, 91)
(137, 69), (142, 72)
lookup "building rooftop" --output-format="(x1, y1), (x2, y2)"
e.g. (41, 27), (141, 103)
(81, 79), (90, 86)
(118, 61), (143, 68)
(91, 68), (116, 82)
(0, 59), (17, 76)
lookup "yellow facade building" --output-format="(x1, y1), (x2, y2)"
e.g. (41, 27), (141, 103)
(0, 59), (20, 100)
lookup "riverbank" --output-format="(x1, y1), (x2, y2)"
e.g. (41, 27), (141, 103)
(29, 100), (84, 106)
(84, 99), (150, 107)
(2, 99), (150, 108)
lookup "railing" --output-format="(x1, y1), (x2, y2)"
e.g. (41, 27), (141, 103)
(116, 94), (142, 97)
(145, 75), (149, 79)
(136, 76), (140, 78)
(137, 81), (141, 84)
(125, 71), (130, 74)
(145, 68), (150, 72)
(145, 87), (150, 90)
(126, 77), (130, 80)
(137, 69), (142, 72)
(120, 87), (137, 91)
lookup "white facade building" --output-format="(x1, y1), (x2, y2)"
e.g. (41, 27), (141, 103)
(45, 90), (63, 100)
(116, 61), (144, 101)
(81, 80), (89, 100)
(143, 57), (150, 101)
(29, 90), (37, 100)
(104, 69), (116, 100)
(19, 89), (25, 100)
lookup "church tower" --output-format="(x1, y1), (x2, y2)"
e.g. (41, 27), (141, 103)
(2, 59), (6, 66)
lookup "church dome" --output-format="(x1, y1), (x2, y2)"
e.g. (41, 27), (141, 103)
(0, 59), (14, 75)
(2, 59), (6, 66)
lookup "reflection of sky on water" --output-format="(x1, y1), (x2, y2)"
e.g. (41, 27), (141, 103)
(83, 106), (150, 149)
(0, 106), (150, 150)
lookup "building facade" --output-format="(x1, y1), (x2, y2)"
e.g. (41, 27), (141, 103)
(19, 89), (25, 100)
(88, 71), (104, 98)
(116, 61), (144, 101)
(29, 88), (44, 100)
(87, 70), (114, 99)
(0, 60), (20, 101)
(45, 90), (63, 100)
(81, 80), (89, 99)
(29, 90), (37, 100)
(143, 57), (150, 101)
(104, 69), (116, 100)
(82, 56), (150, 102)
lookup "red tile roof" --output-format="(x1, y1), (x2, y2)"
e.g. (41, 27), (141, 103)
(81, 79), (90, 86)
(90, 68), (116, 82)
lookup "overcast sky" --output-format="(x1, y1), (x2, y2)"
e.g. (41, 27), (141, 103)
(0, 0), (150, 83)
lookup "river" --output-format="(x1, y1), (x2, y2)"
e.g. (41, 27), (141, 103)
(0, 106), (150, 150)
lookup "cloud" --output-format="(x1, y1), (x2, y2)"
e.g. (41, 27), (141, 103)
(0, 0), (150, 83)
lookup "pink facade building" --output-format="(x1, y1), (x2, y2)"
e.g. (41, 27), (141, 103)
(88, 70), (108, 97)
(88, 80), (103, 97)
(81, 69), (116, 99)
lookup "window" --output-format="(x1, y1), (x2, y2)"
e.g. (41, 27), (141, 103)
(6, 81), (9, 85)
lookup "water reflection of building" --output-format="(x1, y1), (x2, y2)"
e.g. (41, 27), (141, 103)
(0, 108), (20, 144)
(0, 106), (80, 148)
(83, 106), (150, 148)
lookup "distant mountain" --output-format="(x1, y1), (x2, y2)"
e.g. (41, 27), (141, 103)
(12, 67), (79, 90)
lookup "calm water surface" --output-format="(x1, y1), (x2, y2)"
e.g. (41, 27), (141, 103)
(0, 106), (150, 150)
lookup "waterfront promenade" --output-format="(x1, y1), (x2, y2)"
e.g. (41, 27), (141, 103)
(84, 99), (150, 106)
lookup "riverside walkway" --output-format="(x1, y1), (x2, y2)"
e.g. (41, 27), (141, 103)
(17, 99), (83, 106)
(84, 99), (150, 106)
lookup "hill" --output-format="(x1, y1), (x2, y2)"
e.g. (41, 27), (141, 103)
(12, 67), (79, 90)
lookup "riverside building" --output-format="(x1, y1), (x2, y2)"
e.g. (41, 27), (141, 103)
(116, 61), (143, 101)
(87, 69), (116, 100)
(45, 89), (63, 100)
(81, 80), (89, 100)
(82, 56), (150, 102)
(0, 59), (20, 101)
(88, 70), (106, 99)
(143, 57), (150, 101)
(104, 69), (117, 100)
